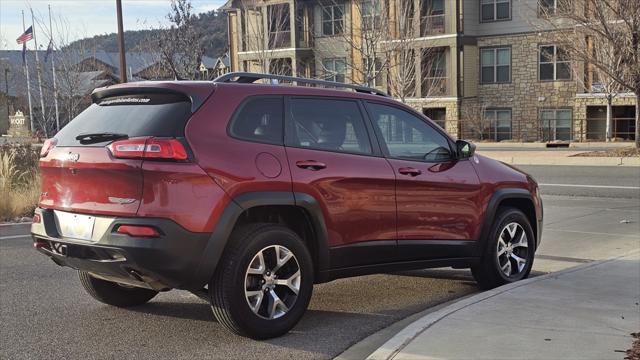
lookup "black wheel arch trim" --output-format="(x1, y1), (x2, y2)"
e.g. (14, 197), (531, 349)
(476, 188), (539, 258)
(189, 191), (330, 289)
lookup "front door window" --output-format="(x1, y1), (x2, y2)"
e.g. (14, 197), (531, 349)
(367, 102), (453, 162)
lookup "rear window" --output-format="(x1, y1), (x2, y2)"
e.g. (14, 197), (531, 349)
(55, 93), (192, 146)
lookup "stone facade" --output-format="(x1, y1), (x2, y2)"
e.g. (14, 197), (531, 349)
(406, 98), (460, 135)
(463, 32), (579, 141)
(225, 1), (636, 142)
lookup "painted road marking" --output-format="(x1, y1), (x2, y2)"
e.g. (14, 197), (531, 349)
(540, 183), (640, 190)
(0, 235), (31, 240)
(545, 228), (640, 238)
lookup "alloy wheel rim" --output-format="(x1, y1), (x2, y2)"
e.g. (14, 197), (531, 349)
(244, 245), (301, 320)
(496, 222), (529, 277)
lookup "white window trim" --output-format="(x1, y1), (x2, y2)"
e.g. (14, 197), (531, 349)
(322, 58), (347, 83)
(480, 47), (511, 84)
(539, 45), (571, 81)
(483, 108), (512, 141)
(321, 4), (344, 36)
(480, 0), (511, 22)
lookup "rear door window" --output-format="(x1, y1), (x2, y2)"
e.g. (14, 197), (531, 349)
(55, 93), (192, 147)
(228, 96), (284, 145)
(286, 98), (373, 155)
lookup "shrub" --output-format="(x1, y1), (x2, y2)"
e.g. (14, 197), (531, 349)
(0, 145), (41, 222)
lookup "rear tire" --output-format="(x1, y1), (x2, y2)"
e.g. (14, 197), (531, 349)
(78, 271), (158, 307)
(210, 223), (313, 339)
(471, 207), (535, 290)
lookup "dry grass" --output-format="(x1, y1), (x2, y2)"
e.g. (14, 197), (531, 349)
(574, 147), (640, 157)
(0, 148), (40, 222)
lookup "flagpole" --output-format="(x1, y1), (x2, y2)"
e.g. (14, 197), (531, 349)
(22, 11), (35, 134)
(31, 8), (48, 138)
(48, 4), (60, 132)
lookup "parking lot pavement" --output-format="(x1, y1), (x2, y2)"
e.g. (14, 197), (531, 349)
(2, 194), (638, 360)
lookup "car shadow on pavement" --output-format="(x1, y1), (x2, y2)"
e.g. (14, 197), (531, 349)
(127, 298), (215, 323)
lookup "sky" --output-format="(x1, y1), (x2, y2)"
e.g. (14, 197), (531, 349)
(0, 0), (226, 51)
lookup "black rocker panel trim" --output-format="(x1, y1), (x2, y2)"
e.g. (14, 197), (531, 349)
(321, 257), (478, 281)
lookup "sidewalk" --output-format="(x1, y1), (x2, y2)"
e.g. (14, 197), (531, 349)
(367, 251), (640, 360)
(476, 150), (640, 166)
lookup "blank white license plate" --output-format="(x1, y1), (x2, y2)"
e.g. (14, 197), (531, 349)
(54, 211), (95, 241)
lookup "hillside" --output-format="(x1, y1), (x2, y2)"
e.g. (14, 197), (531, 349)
(65, 10), (228, 58)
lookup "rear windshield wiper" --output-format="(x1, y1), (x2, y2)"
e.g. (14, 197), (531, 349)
(75, 132), (129, 144)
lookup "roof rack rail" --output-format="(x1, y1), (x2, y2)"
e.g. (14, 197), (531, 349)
(213, 72), (389, 97)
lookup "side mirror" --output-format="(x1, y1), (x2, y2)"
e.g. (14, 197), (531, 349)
(456, 140), (476, 159)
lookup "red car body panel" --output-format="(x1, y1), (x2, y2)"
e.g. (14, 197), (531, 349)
(185, 86), (293, 200)
(34, 79), (543, 291)
(39, 146), (144, 216)
(388, 158), (483, 241)
(285, 146), (397, 247)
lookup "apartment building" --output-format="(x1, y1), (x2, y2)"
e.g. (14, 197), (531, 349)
(223, 0), (636, 142)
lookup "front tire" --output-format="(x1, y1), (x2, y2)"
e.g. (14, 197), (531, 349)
(78, 271), (158, 307)
(210, 223), (313, 339)
(472, 207), (535, 290)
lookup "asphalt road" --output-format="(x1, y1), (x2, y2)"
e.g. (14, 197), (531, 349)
(1, 167), (639, 360)
(517, 165), (640, 199)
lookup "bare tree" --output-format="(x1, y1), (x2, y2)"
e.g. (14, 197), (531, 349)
(575, 38), (626, 140)
(236, 0), (293, 76)
(538, 0), (640, 147)
(386, 0), (416, 102)
(154, 0), (205, 80)
(35, 13), (98, 131)
(461, 101), (489, 140)
(313, 0), (445, 104)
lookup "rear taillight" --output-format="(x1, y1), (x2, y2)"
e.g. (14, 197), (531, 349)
(40, 138), (57, 157)
(107, 137), (188, 161)
(116, 225), (161, 237)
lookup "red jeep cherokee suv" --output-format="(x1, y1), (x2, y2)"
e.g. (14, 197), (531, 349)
(32, 73), (542, 339)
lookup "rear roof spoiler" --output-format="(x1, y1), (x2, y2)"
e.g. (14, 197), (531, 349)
(91, 86), (207, 113)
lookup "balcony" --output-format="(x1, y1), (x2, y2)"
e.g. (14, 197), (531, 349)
(421, 77), (447, 96)
(420, 14), (445, 36)
(268, 30), (291, 49)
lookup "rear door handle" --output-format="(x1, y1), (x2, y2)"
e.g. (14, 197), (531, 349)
(296, 160), (327, 171)
(398, 167), (422, 176)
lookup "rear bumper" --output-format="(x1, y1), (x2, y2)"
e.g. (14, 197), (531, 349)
(31, 208), (211, 291)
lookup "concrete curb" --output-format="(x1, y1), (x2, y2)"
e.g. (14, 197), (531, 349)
(484, 155), (640, 166)
(474, 142), (633, 149)
(0, 223), (32, 237)
(365, 249), (640, 360)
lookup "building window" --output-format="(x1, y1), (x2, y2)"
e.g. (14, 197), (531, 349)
(540, 109), (572, 141)
(362, 0), (382, 31)
(323, 58), (346, 83)
(268, 3), (291, 49)
(483, 109), (512, 141)
(397, 0), (415, 36)
(480, 47), (510, 84)
(538, 0), (570, 16)
(539, 45), (571, 81)
(424, 108), (446, 129)
(322, 4), (344, 36)
(420, 0), (445, 36)
(421, 48), (447, 96)
(481, 0), (510, 21)
(364, 57), (383, 87)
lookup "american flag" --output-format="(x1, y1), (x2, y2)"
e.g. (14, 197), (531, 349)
(16, 26), (33, 44)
